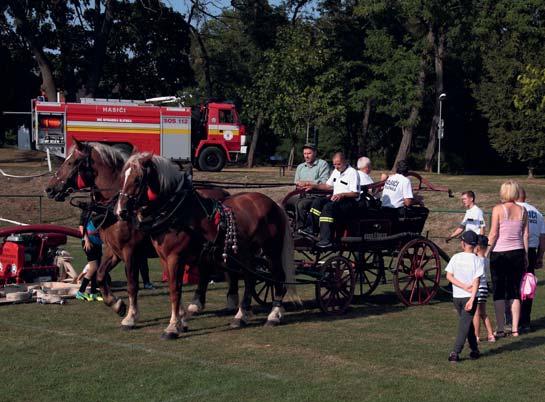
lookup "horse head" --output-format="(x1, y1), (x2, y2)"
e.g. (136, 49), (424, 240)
(116, 153), (161, 221)
(45, 138), (94, 201)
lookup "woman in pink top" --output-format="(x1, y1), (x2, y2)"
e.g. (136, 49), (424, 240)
(487, 180), (529, 338)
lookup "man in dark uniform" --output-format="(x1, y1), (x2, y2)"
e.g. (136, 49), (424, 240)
(300, 152), (360, 248)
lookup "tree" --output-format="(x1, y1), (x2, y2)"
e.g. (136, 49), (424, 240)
(473, 0), (545, 177)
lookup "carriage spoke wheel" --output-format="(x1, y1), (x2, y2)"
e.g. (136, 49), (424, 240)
(393, 238), (441, 306)
(315, 256), (355, 315)
(251, 256), (274, 306)
(345, 251), (384, 297)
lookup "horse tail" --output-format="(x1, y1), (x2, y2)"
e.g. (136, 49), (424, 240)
(280, 208), (302, 306)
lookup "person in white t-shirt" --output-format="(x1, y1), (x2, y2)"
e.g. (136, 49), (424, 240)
(447, 191), (485, 242)
(445, 230), (484, 363)
(381, 160), (414, 209)
(516, 187), (545, 332)
(300, 152), (360, 248)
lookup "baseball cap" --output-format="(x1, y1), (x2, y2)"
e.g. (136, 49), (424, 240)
(477, 235), (489, 247)
(461, 231), (478, 246)
(302, 142), (317, 151)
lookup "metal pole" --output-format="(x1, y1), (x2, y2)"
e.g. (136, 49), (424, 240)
(437, 100), (443, 174)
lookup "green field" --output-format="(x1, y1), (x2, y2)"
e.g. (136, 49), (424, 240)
(2, 172), (545, 401)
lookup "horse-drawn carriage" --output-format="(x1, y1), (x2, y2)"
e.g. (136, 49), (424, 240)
(251, 172), (453, 315)
(45, 142), (455, 338)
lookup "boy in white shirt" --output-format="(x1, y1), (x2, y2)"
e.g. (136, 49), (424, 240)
(445, 230), (484, 362)
(446, 191), (485, 242)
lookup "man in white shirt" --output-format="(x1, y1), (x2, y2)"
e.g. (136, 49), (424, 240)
(381, 160), (413, 209)
(446, 191), (485, 242)
(357, 156), (374, 187)
(516, 187), (545, 331)
(300, 152), (360, 248)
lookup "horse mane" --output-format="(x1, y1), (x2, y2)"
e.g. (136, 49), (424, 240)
(126, 153), (187, 195)
(88, 142), (128, 171)
(66, 142), (127, 171)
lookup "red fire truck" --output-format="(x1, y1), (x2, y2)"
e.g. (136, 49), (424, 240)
(32, 97), (247, 171)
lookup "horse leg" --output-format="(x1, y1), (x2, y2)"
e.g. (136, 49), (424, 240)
(96, 250), (126, 317)
(120, 251), (140, 330)
(265, 255), (287, 327)
(225, 270), (240, 312)
(187, 263), (208, 316)
(230, 268), (254, 329)
(162, 256), (186, 340)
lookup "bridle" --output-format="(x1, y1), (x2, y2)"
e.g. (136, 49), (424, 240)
(118, 164), (157, 219)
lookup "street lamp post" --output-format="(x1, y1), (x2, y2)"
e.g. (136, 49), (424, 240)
(437, 93), (446, 174)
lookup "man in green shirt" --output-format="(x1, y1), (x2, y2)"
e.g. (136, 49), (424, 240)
(291, 143), (330, 230)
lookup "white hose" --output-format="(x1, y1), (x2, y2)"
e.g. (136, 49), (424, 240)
(0, 169), (51, 178)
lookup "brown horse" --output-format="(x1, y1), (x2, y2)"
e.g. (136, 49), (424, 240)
(116, 153), (298, 339)
(45, 141), (229, 329)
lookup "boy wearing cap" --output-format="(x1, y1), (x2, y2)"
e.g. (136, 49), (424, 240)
(445, 231), (484, 362)
(292, 143), (330, 230)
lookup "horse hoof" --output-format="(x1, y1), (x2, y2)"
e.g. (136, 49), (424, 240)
(230, 319), (247, 329)
(264, 320), (280, 327)
(187, 303), (203, 315)
(121, 324), (135, 331)
(114, 301), (127, 317)
(161, 332), (178, 340)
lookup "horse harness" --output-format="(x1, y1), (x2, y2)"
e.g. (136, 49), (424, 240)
(131, 177), (239, 265)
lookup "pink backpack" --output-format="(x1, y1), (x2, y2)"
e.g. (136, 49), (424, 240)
(520, 272), (538, 301)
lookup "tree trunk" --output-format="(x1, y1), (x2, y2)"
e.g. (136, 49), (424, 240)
(190, 27), (213, 98)
(393, 35), (430, 170)
(8, 1), (57, 100)
(32, 47), (57, 101)
(358, 98), (372, 156)
(288, 146), (295, 170)
(424, 25), (445, 172)
(85, 0), (114, 97)
(247, 113), (263, 168)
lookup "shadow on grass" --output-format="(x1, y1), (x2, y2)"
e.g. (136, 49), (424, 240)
(483, 335), (545, 356)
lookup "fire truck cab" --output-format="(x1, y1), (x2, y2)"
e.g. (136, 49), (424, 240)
(32, 97), (247, 171)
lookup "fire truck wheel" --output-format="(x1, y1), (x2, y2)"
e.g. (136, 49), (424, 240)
(198, 147), (226, 172)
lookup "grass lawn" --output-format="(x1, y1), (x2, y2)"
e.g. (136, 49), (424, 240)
(2, 171), (545, 401)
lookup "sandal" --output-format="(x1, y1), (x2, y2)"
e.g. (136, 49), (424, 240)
(494, 331), (506, 338)
(487, 335), (496, 342)
(511, 331), (519, 337)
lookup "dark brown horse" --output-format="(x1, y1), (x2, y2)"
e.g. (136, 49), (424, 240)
(45, 141), (229, 329)
(116, 153), (298, 338)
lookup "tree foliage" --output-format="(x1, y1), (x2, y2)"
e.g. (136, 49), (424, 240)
(2, 0), (545, 173)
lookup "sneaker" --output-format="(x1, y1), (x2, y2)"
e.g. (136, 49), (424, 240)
(448, 352), (459, 363)
(88, 293), (103, 302)
(75, 291), (87, 301)
(143, 282), (155, 290)
(469, 350), (481, 360)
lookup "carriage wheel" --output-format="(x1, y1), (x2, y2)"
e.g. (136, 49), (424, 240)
(349, 251), (384, 297)
(393, 238), (441, 306)
(315, 256), (355, 315)
(251, 256), (274, 306)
